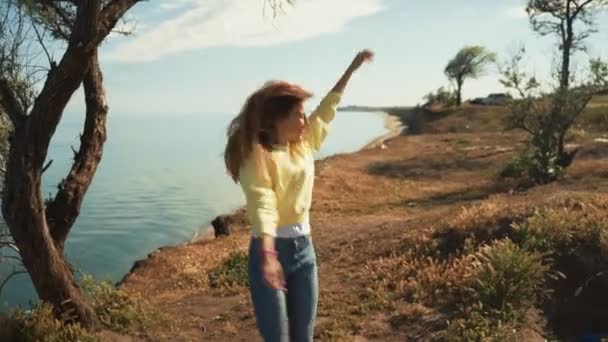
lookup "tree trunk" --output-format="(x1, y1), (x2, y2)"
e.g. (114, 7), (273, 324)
(0, 1), (102, 329)
(456, 79), (463, 106)
(0, 0), (143, 330)
(561, 2), (574, 90)
(560, 30), (572, 90)
(2, 139), (99, 328)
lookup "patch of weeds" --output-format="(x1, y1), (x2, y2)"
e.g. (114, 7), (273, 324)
(81, 274), (168, 336)
(208, 251), (249, 289)
(471, 239), (557, 312)
(445, 308), (519, 342)
(456, 138), (472, 145)
(497, 153), (535, 181)
(2, 303), (98, 342)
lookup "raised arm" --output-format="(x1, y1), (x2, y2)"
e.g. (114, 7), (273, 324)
(331, 49), (375, 94)
(304, 49), (375, 152)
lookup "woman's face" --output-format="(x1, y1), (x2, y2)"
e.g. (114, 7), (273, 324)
(276, 102), (306, 143)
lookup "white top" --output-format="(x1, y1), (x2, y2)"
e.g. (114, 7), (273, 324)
(252, 222), (311, 239)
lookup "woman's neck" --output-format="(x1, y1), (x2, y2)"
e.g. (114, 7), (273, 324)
(274, 131), (289, 146)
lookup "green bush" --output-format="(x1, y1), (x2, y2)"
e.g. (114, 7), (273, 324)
(81, 274), (159, 334)
(1, 276), (166, 341)
(446, 239), (556, 341)
(446, 308), (519, 342)
(208, 251), (249, 289)
(513, 205), (607, 255)
(498, 153), (534, 179)
(577, 105), (608, 131)
(423, 86), (458, 107)
(472, 239), (554, 312)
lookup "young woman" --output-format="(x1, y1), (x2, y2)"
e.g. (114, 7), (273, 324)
(224, 49), (374, 341)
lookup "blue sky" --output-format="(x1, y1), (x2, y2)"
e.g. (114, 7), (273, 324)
(66, 0), (608, 116)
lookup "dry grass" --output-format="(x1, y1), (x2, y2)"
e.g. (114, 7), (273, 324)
(115, 104), (608, 341)
(0, 275), (172, 342)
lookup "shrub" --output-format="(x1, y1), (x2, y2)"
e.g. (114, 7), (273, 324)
(472, 239), (555, 313)
(208, 251), (249, 289)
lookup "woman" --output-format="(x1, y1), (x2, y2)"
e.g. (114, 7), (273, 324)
(224, 49), (374, 342)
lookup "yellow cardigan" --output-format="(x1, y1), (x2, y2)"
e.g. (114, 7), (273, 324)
(238, 91), (342, 237)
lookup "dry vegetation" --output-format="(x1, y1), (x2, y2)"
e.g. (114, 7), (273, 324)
(4, 98), (608, 341)
(117, 98), (608, 341)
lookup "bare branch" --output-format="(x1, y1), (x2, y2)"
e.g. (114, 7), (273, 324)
(43, 0), (74, 39)
(98, 0), (143, 41)
(47, 49), (108, 250)
(31, 23), (55, 67)
(42, 159), (53, 173)
(264, 0), (295, 17)
(24, 0), (101, 168)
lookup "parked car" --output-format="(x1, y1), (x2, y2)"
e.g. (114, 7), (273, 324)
(470, 97), (486, 105)
(468, 93), (510, 106)
(485, 93), (510, 105)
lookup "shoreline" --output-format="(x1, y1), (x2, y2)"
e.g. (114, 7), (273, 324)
(361, 111), (406, 149)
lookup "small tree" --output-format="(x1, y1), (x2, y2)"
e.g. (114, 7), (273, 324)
(422, 86), (458, 107)
(499, 0), (608, 184)
(500, 49), (607, 183)
(589, 57), (608, 92)
(444, 46), (496, 106)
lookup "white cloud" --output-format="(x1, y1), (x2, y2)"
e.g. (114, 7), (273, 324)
(505, 5), (527, 19)
(158, 0), (196, 11)
(105, 0), (384, 63)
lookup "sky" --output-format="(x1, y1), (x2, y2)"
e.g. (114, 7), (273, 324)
(62, 0), (608, 116)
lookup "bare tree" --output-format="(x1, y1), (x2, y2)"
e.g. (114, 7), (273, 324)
(527, 0), (608, 90)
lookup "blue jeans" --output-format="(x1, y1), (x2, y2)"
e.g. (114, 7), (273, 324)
(248, 236), (319, 342)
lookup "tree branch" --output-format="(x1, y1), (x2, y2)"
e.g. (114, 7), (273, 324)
(31, 24), (55, 67)
(264, 0), (296, 17)
(42, 159), (53, 173)
(46, 49), (108, 250)
(98, 0), (143, 41)
(25, 0), (100, 168)
(572, 0), (594, 18)
(44, 0), (74, 40)
(0, 79), (27, 125)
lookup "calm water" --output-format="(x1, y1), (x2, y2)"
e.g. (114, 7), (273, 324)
(0, 110), (388, 309)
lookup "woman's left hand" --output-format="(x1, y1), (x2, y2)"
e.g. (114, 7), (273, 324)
(331, 49), (375, 93)
(349, 49), (374, 71)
